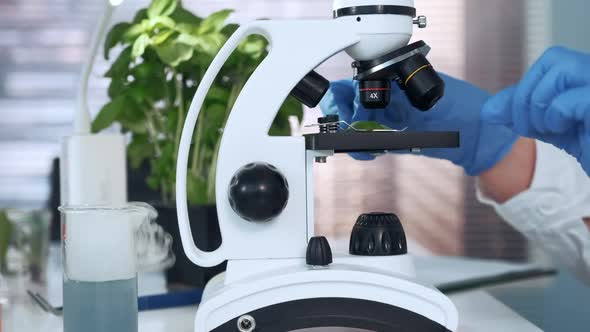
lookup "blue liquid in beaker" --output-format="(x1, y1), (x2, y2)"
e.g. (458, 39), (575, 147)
(63, 278), (137, 332)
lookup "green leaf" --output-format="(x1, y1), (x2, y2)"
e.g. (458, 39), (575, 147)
(201, 103), (227, 146)
(128, 135), (154, 169)
(281, 96), (303, 121)
(148, 16), (176, 29)
(238, 34), (267, 59)
(221, 23), (239, 37)
(146, 175), (160, 190)
(92, 96), (127, 133)
(133, 8), (148, 23)
(187, 174), (208, 205)
(151, 29), (175, 45)
(131, 61), (164, 81)
(197, 9), (233, 35)
(175, 33), (200, 46)
(132, 33), (151, 58)
(104, 22), (132, 60)
(348, 121), (392, 131)
(270, 97), (302, 136)
(0, 211), (14, 270)
(166, 106), (178, 132)
(114, 93), (147, 135)
(206, 86), (231, 104)
(108, 76), (127, 99)
(153, 38), (194, 67)
(170, 7), (202, 25)
(125, 78), (166, 105)
(176, 23), (198, 35)
(147, 0), (178, 19)
(192, 33), (227, 55)
(104, 47), (132, 78)
(123, 21), (149, 42)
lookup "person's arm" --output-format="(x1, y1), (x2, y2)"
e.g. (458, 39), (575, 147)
(477, 139), (590, 283)
(478, 138), (590, 232)
(478, 137), (536, 204)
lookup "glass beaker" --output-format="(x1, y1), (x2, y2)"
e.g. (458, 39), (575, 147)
(58, 203), (171, 332)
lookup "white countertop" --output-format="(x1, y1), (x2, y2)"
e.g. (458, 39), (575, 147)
(1, 248), (546, 332)
(2, 289), (542, 332)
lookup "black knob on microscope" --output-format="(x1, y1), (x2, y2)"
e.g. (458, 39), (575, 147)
(349, 213), (407, 256)
(306, 236), (333, 266)
(290, 70), (330, 108)
(228, 162), (289, 223)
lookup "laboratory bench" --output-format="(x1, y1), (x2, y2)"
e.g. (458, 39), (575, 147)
(1, 246), (550, 332)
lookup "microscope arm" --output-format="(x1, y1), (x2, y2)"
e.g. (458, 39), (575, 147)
(177, 20), (361, 267)
(176, 25), (254, 267)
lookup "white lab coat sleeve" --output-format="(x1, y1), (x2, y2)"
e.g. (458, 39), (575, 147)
(477, 140), (590, 283)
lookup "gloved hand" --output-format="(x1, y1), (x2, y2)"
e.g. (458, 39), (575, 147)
(482, 46), (590, 176)
(320, 74), (519, 176)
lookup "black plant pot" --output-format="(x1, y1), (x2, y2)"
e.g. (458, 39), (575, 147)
(155, 205), (227, 288)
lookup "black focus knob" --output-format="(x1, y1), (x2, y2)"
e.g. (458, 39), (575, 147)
(290, 70), (330, 108)
(318, 115), (340, 134)
(349, 213), (407, 256)
(306, 236), (333, 266)
(228, 162), (289, 223)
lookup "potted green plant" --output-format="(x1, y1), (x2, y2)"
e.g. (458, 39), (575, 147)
(0, 211), (13, 274)
(94, 0), (302, 286)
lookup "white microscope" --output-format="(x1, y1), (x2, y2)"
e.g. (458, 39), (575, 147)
(176, 0), (460, 331)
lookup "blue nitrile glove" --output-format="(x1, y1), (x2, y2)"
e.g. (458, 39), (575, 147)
(320, 74), (519, 176)
(482, 46), (590, 176)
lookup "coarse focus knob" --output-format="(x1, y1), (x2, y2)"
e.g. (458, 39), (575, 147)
(349, 213), (407, 256)
(228, 162), (289, 223)
(318, 115), (340, 134)
(306, 236), (333, 266)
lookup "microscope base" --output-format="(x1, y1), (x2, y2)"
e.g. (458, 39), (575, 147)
(194, 262), (458, 331)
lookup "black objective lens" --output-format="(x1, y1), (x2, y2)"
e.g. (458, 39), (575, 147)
(396, 53), (444, 111)
(360, 80), (391, 109)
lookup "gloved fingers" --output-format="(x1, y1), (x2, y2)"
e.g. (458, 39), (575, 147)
(508, 49), (564, 134)
(530, 65), (590, 133)
(545, 87), (590, 133)
(521, 47), (581, 90)
(319, 80), (356, 124)
(528, 66), (567, 133)
(482, 47), (586, 128)
(516, 47), (590, 134)
(481, 85), (517, 126)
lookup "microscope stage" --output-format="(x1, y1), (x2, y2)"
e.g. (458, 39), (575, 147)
(304, 131), (459, 153)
